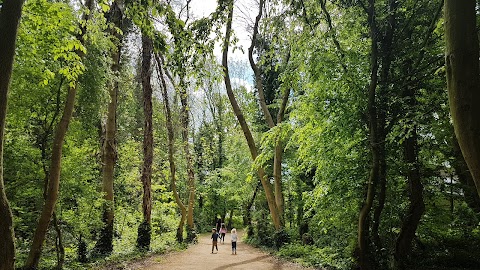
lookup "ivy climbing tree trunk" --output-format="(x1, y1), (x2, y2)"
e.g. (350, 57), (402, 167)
(395, 112), (425, 268)
(137, 33), (153, 250)
(357, 0), (379, 268)
(96, 0), (123, 255)
(178, 80), (196, 241)
(445, 0), (480, 196)
(372, 0), (396, 249)
(25, 0), (93, 268)
(156, 54), (187, 242)
(222, 0), (281, 230)
(0, 0), (24, 269)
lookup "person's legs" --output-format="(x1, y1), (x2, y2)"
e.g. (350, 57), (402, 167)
(232, 241), (237, 254)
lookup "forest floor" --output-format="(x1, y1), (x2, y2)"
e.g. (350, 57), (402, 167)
(122, 230), (316, 270)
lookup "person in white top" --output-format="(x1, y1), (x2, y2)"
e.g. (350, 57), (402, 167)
(231, 228), (238, 255)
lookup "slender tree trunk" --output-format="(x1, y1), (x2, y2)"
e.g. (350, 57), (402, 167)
(273, 141), (284, 220)
(156, 54), (187, 243)
(216, 104), (225, 168)
(223, 0), (281, 229)
(96, 1), (123, 255)
(25, 1), (93, 267)
(41, 165), (64, 268)
(357, 0), (379, 268)
(248, 0), (288, 223)
(26, 76), (77, 269)
(372, 0), (396, 249)
(137, 34), (153, 250)
(178, 81), (196, 240)
(52, 212), (64, 270)
(395, 123), (425, 268)
(372, 120), (386, 249)
(445, 0), (480, 196)
(0, 1), (24, 269)
(227, 208), (234, 229)
(243, 180), (260, 228)
(25, 70), (79, 269)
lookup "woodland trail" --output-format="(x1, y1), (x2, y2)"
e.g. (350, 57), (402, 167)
(130, 230), (316, 270)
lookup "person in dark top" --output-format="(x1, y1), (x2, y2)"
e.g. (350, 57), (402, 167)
(211, 228), (219, 253)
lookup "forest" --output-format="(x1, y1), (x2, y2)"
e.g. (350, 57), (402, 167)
(1, 0), (480, 269)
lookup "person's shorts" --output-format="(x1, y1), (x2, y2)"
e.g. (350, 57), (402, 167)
(212, 240), (217, 245)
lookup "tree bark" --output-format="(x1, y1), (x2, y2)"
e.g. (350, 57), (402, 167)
(243, 179), (261, 228)
(137, 33), (153, 250)
(452, 135), (480, 214)
(357, 0), (379, 268)
(227, 208), (234, 229)
(445, 0), (480, 196)
(178, 80), (196, 239)
(25, 61), (79, 270)
(395, 123), (425, 268)
(25, 0), (93, 268)
(372, 0), (396, 249)
(156, 54), (187, 242)
(0, 0), (24, 269)
(248, 0), (287, 223)
(52, 212), (64, 270)
(222, 0), (281, 229)
(96, 1), (123, 255)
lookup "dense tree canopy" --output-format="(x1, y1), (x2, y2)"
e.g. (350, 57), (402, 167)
(0, 0), (479, 269)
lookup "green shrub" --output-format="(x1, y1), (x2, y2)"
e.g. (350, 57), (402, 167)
(273, 228), (290, 249)
(277, 243), (353, 270)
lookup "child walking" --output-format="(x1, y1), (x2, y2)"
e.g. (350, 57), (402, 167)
(231, 228), (238, 255)
(219, 223), (227, 243)
(211, 228), (219, 253)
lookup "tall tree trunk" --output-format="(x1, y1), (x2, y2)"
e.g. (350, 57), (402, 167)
(137, 34), (153, 250)
(395, 62), (425, 266)
(25, 66), (78, 270)
(248, 0), (288, 223)
(357, 0), (379, 268)
(216, 103), (225, 168)
(395, 123), (425, 268)
(273, 86), (290, 223)
(179, 81), (196, 240)
(25, 0), (93, 268)
(0, 0), (24, 269)
(96, 1), (123, 255)
(156, 54), (187, 243)
(372, 118), (386, 249)
(445, 0), (480, 196)
(223, 0), (281, 230)
(372, 0), (396, 249)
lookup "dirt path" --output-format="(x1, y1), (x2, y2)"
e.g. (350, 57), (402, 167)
(132, 231), (314, 270)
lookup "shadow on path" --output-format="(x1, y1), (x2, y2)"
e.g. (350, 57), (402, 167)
(212, 255), (270, 270)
